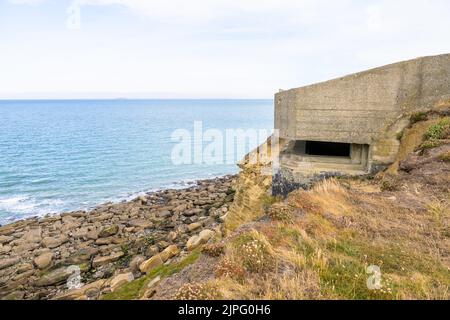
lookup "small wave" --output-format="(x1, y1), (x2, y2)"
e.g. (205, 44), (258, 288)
(0, 195), (66, 223)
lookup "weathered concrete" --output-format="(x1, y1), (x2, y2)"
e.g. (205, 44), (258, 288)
(273, 54), (450, 195)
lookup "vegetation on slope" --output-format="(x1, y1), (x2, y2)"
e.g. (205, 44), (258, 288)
(108, 109), (449, 300)
(168, 111), (449, 300)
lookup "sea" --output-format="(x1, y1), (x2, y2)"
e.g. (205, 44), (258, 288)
(0, 99), (273, 225)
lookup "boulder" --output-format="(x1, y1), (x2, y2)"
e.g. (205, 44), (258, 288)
(199, 229), (215, 242)
(166, 231), (177, 242)
(86, 230), (99, 240)
(0, 225), (15, 236)
(187, 222), (201, 232)
(186, 229), (215, 250)
(186, 235), (202, 251)
(139, 245), (178, 274)
(42, 236), (68, 249)
(34, 252), (53, 270)
(22, 227), (42, 243)
(182, 208), (204, 217)
(89, 213), (113, 223)
(92, 251), (124, 268)
(109, 272), (134, 292)
(16, 263), (33, 274)
(145, 245), (159, 257)
(173, 204), (187, 212)
(0, 235), (14, 244)
(0, 257), (20, 270)
(157, 210), (172, 218)
(13, 242), (39, 253)
(129, 255), (145, 273)
(159, 245), (180, 261)
(139, 255), (164, 274)
(35, 267), (72, 287)
(65, 247), (98, 265)
(157, 240), (171, 249)
(98, 225), (119, 238)
(54, 279), (106, 300)
(127, 219), (153, 229)
(0, 244), (12, 254)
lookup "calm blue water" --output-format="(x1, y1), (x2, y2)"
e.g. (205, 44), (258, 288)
(0, 99), (273, 224)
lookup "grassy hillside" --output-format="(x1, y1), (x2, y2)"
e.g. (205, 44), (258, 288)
(104, 110), (449, 300)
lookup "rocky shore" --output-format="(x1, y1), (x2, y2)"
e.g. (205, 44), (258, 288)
(0, 175), (236, 300)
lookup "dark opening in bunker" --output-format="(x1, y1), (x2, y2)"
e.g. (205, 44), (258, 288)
(294, 141), (351, 157)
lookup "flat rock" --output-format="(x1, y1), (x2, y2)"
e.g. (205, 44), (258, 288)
(0, 257), (20, 270)
(35, 267), (72, 287)
(0, 225), (15, 236)
(159, 245), (180, 261)
(98, 225), (119, 238)
(16, 263), (34, 274)
(65, 247), (98, 265)
(34, 252), (53, 270)
(22, 228), (42, 243)
(187, 222), (201, 232)
(54, 279), (106, 300)
(127, 219), (153, 229)
(42, 236), (68, 249)
(89, 213), (113, 223)
(0, 235), (14, 244)
(0, 244), (12, 254)
(182, 208), (204, 217)
(92, 251), (124, 268)
(13, 242), (39, 253)
(186, 229), (215, 250)
(139, 255), (164, 274)
(109, 272), (134, 292)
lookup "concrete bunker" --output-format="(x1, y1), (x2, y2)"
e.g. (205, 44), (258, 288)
(272, 53), (450, 196)
(280, 140), (369, 176)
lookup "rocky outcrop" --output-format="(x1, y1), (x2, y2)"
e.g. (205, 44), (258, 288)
(224, 138), (287, 232)
(0, 175), (235, 300)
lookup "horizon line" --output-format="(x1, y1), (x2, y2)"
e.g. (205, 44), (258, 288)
(0, 98), (274, 101)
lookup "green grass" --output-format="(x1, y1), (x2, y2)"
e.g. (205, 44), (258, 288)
(424, 117), (449, 140)
(420, 139), (445, 150)
(260, 194), (283, 212)
(410, 112), (428, 124)
(101, 248), (202, 300)
(320, 237), (450, 299)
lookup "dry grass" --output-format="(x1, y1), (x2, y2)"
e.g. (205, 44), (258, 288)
(172, 282), (220, 300)
(211, 175), (450, 300)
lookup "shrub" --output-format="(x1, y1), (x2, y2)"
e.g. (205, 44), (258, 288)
(202, 243), (225, 257)
(424, 117), (450, 140)
(261, 194), (283, 213)
(172, 282), (218, 300)
(215, 258), (246, 281)
(410, 112), (428, 124)
(419, 139), (445, 151)
(380, 179), (397, 192)
(267, 203), (294, 222)
(235, 233), (274, 273)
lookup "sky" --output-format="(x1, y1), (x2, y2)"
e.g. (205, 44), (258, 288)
(1, 0), (450, 99)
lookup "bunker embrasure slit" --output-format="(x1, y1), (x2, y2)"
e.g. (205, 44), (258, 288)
(304, 141), (350, 157)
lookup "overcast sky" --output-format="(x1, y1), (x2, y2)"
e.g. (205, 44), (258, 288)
(1, 0), (450, 99)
